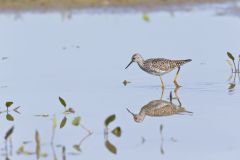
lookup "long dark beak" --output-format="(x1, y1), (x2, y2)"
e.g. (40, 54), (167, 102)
(126, 108), (135, 116)
(125, 61), (133, 69)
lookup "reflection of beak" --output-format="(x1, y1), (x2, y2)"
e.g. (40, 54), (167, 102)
(125, 61), (133, 69)
(126, 108), (135, 116)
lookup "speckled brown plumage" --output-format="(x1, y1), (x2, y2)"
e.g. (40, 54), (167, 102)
(125, 53), (192, 87)
(141, 58), (192, 76)
(141, 100), (186, 116)
(127, 99), (192, 123)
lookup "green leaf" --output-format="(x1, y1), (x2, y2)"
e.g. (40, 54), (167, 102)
(60, 117), (67, 128)
(6, 101), (13, 108)
(227, 52), (235, 61)
(143, 13), (150, 22)
(104, 114), (116, 127)
(59, 97), (66, 107)
(73, 144), (81, 152)
(72, 116), (81, 126)
(111, 127), (121, 137)
(35, 130), (41, 160)
(17, 145), (25, 154)
(227, 60), (234, 69)
(53, 115), (57, 129)
(229, 83), (236, 90)
(105, 140), (117, 154)
(6, 114), (14, 121)
(5, 126), (14, 140)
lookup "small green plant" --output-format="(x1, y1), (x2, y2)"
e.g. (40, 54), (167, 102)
(227, 52), (240, 73)
(58, 97), (75, 129)
(0, 101), (21, 121)
(104, 114), (122, 154)
(72, 116), (81, 126)
(17, 130), (47, 158)
(57, 96), (92, 154)
(226, 52), (240, 92)
(70, 115), (92, 153)
(4, 126), (14, 159)
(72, 132), (92, 153)
(142, 13), (150, 22)
(104, 114), (122, 137)
(104, 114), (116, 128)
(5, 126), (14, 140)
(58, 97), (75, 114)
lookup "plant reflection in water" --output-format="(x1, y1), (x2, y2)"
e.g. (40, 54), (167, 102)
(226, 52), (240, 93)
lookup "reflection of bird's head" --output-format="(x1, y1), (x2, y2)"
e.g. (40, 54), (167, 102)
(126, 108), (144, 123)
(133, 115), (144, 123)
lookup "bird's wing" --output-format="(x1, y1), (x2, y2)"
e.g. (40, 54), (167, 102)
(144, 58), (172, 72)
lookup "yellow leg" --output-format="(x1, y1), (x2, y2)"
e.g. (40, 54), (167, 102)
(160, 87), (164, 100)
(174, 87), (182, 107)
(160, 76), (165, 89)
(174, 67), (181, 88)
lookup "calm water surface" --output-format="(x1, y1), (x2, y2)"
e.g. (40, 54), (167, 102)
(0, 5), (240, 160)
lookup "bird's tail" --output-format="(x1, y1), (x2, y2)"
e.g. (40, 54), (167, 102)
(174, 59), (192, 67)
(176, 110), (193, 115)
(184, 59), (192, 63)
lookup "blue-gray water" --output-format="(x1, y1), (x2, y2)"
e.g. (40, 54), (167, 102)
(1, 3), (240, 160)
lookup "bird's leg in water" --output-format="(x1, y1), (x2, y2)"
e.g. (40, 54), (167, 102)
(174, 87), (182, 107)
(160, 76), (165, 89)
(160, 87), (164, 100)
(174, 67), (181, 88)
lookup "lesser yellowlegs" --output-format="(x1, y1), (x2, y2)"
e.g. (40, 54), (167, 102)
(126, 91), (192, 123)
(125, 53), (192, 88)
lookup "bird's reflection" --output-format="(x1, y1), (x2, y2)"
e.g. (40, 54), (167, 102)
(127, 88), (192, 123)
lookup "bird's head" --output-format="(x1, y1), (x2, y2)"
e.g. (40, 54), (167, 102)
(125, 53), (143, 69)
(126, 108), (144, 123)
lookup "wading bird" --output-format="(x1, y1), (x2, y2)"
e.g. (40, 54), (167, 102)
(125, 53), (191, 88)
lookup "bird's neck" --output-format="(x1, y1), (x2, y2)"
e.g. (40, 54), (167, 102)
(138, 109), (146, 118)
(136, 112), (145, 122)
(137, 59), (144, 68)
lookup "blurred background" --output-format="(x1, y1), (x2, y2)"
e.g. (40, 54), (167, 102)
(0, 0), (240, 160)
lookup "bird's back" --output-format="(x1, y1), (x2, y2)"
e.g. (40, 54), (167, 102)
(141, 100), (183, 117)
(142, 58), (191, 75)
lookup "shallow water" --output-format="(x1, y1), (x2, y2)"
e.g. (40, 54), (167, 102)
(1, 3), (240, 160)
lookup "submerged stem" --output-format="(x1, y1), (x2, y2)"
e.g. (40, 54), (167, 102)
(238, 55), (240, 72)
(232, 60), (237, 72)
(80, 123), (92, 134)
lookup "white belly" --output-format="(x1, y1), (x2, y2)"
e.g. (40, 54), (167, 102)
(144, 68), (175, 76)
